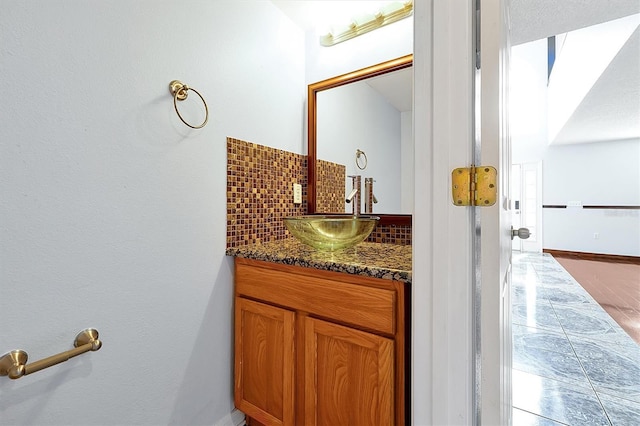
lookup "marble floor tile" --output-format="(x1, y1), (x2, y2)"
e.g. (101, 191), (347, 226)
(513, 344), (591, 386)
(512, 408), (569, 425)
(533, 261), (567, 271)
(614, 331), (640, 352)
(512, 300), (564, 332)
(513, 283), (556, 304)
(570, 337), (640, 403)
(534, 273), (581, 287)
(598, 392), (640, 425)
(539, 286), (598, 306)
(534, 262), (578, 273)
(512, 262), (530, 274)
(513, 273), (540, 288)
(513, 324), (574, 355)
(513, 271), (545, 285)
(514, 252), (554, 265)
(512, 370), (611, 425)
(555, 305), (635, 345)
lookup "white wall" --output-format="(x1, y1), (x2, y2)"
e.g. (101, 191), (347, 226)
(0, 1), (304, 425)
(543, 139), (640, 256)
(317, 82), (402, 213)
(510, 39), (549, 163)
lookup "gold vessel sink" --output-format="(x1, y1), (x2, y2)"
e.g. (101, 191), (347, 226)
(284, 215), (379, 251)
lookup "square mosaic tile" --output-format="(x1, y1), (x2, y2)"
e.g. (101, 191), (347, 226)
(316, 159), (346, 213)
(367, 224), (412, 245)
(226, 138), (306, 247)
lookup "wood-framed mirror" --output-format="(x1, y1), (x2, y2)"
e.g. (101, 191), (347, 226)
(307, 54), (413, 226)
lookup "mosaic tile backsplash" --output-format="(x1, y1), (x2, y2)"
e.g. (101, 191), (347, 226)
(226, 137), (411, 248)
(367, 224), (412, 245)
(316, 159), (346, 213)
(227, 138), (307, 247)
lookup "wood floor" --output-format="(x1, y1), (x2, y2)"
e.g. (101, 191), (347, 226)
(553, 256), (640, 345)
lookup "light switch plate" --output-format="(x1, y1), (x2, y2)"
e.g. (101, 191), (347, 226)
(293, 183), (302, 204)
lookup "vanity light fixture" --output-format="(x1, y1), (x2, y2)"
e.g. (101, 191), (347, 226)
(319, 1), (413, 47)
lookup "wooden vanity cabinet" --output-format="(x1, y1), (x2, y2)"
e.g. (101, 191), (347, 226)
(233, 257), (408, 426)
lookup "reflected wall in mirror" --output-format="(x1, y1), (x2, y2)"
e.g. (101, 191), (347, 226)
(308, 55), (413, 225)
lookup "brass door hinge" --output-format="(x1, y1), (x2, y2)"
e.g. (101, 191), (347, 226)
(452, 166), (497, 206)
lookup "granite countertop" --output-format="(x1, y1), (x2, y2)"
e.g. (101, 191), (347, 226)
(226, 239), (412, 284)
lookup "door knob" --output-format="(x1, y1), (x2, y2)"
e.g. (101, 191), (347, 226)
(511, 227), (530, 240)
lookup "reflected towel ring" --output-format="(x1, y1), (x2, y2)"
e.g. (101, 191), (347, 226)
(169, 80), (209, 129)
(356, 149), (368, 170)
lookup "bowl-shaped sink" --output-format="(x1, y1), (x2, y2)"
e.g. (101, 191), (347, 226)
(284, 215), (379, 251)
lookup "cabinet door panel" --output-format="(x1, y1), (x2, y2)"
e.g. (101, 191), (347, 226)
(235, 298), (295, 426)
(305, 317), (394, 426)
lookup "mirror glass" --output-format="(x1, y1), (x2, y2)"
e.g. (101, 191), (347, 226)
(308, 55), (413, 223)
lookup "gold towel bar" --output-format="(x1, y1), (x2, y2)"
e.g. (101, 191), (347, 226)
(169, 80), (209, 129)
(0, 328), (102, 380)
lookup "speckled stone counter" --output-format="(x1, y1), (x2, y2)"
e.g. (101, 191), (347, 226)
(226, 239), (412, 284)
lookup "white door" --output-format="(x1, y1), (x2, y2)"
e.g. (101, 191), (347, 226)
(511, 164), (522, 251)
(479, 0), (513, 424)
(411, 1), (514, 424)
(519, 162), (542, 252)
(511, 162), (542, 252)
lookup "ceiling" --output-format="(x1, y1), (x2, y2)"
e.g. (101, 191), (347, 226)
(510, 0), (640, 45)
(272, 0), (640, 145)
(553, 26), (639, 145)
(511, 0), (640, 145)
(365, 68), (413, 112)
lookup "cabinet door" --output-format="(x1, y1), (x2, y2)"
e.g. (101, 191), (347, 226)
(304, 317), (394, 426)
(235, 298), (295, 426)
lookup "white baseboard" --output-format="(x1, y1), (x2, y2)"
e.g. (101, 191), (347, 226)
(231, 409), (246, 426)
(215, 409), (245, 426)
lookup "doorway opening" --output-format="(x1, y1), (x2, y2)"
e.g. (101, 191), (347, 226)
(511, 162), (542, 253)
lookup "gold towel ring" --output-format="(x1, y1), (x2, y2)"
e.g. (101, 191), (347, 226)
(169, 80), (209, 129)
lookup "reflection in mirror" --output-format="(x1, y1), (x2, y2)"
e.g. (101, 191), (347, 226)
(308, 55), (413, 225)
